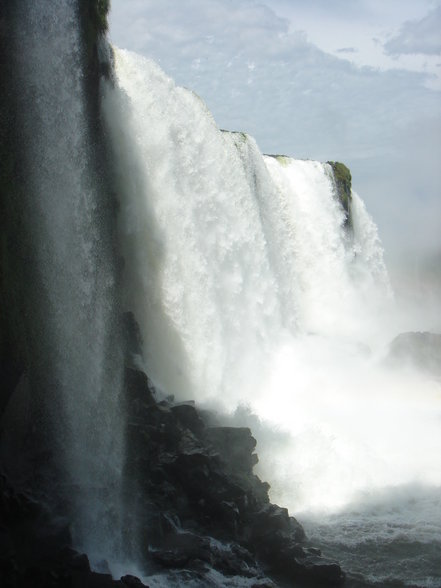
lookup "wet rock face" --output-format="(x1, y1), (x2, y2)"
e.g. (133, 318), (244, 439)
(204, 426), (258, 474)
(0, 365), (345, 587)
(327, 161), (352, 226)
(122, 367), (346, 586)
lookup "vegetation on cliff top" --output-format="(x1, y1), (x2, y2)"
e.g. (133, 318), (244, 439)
(92, 0), (110, 33)
(266, 154), (292, 166)
(79, 0), (110, 63)
(327, 161), (352, 222)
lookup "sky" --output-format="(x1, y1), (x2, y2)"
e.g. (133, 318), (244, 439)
(108, 0), (441, 267)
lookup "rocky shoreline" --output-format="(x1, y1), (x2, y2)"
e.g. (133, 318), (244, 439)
(121, 364), (345, 586)
(0, 357), (345, 588)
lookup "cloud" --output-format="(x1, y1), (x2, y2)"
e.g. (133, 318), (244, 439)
(109, 0), (290, 61)
(268, 0), (373, 21)
(384, 6), (441, 56)
(337, 47), (358, 53)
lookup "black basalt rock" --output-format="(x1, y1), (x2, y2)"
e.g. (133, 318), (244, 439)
(121, 366), (346, 586)
(204, 426), (258, 473)
(170, 402), (205, 435)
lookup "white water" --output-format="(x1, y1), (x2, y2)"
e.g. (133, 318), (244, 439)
(103, 48), (441, 585)
(9, 1), (125, 561)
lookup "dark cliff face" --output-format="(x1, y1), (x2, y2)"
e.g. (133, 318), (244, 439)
(327, 161), (352, 227)
(0, 0), (29, 416)
(0, 11), (124, 543)
(78, 0), (111, 120)
(0, 0), (113, 421)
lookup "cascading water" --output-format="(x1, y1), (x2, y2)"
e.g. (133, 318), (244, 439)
(103, 48), (441, 586)
(263, 156), (392, 338)
(5, 1), (125, 562)
(102, 50), (283, 405)
(103, 48), (391, 406)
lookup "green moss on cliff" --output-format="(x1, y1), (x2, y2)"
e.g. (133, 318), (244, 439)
(221, 129), (249, 143)
(79, 0), (110, 67)
(93, 0), (110, 33)
(266, 154), (291, 166)
(327, 161), (352, 226)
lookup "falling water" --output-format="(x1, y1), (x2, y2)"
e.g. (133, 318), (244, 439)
(103, 50), (283, 405)
(103, 48), (441, 585)
(103, 48), (391, 402)
(6, 1), (125, 561)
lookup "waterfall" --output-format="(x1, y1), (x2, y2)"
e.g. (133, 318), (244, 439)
(102, 48), (391, 406)
(263, 156), (391, 338)
(102, 49), (283, 405)
(5, 1), (124, 560)
(3, 4), (439, 583)
(103, 47), (441, 585)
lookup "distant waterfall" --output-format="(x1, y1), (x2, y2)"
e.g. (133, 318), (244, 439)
(7, 1), (124, 560)
(263, 156), (391, 337)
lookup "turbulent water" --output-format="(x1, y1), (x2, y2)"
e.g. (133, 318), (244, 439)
(6, 1), (125, 561)
(102, 47), (441, 587)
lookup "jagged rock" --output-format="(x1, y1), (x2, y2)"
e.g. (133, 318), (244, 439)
(327, 161), (352, 225)
(205, 426), (258, 473)
(120, 575), (148, 587)
(1, 362), (345, 588)
(120, 367), (345, 586)
(170, 402), (205, 434)
(246, 503), (305, 545)
(151, 531), (211, 566)
(124, 368), (156, 408)
(151, 529), (268, 581)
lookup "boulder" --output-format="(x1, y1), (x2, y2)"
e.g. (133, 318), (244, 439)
(386, 331), (441, 376)
(170, 402), (205, 435)
(205, 426), (258, 473)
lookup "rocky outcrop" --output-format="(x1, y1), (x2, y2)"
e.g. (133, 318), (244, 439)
(0, 363), (346, 587)
(386, 331), (441, 377)
(261, 156), (353, 227)
(121, 366), (345, 586)
(327, 161), (352, 226)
